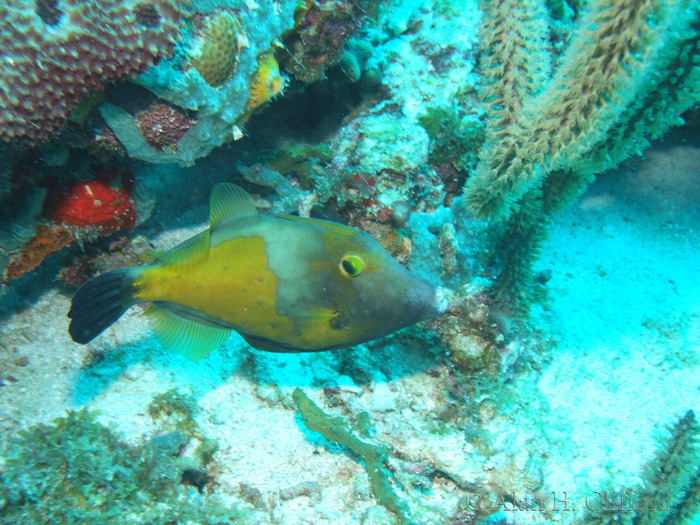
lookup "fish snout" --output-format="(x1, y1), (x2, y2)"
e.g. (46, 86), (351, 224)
(421, 284), (448, 320)
(404, 278), (448, 322)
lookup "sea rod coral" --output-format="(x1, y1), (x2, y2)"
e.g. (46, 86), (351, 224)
(463, 0), (700, 311)
(580, 410), (700, 525)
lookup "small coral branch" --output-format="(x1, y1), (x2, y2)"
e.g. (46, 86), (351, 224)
(478, 0), (551, 137)
(636, 410), (700, 525)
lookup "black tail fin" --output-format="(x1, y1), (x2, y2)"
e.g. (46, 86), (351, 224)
(68, 269), (136, 344)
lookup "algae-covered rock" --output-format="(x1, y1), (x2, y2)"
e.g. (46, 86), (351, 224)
(102, 0), (300, 165)
(0, 408), (241, 524)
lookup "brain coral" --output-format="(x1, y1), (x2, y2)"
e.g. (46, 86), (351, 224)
(0, 0), (185, 143)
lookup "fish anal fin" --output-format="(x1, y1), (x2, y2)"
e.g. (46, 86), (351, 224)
(145, 304), (232, 360)
(210, 183), (257, 229)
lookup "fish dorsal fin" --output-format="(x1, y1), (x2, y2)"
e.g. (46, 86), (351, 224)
(210, 183), (257, 229)
(157, 230), (210, 267)
(273, 214), (356, 237)
(145, 304), (232, 361)
(158, 183), (255, 266)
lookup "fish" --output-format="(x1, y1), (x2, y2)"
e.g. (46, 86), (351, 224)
(68, 183), (447, 360)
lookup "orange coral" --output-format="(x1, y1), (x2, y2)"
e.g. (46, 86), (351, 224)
(5, 225), (74, 280)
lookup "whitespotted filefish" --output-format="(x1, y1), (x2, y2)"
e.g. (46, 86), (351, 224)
(68, 183), (447, 359)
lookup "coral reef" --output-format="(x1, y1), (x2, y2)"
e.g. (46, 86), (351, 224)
(4, 2), (696, 525)
(417, 106), (484, 205)
(0, 0), (185, 143)
(190, 11), (243, 88)
(462, 0), (700, 311)
(429, 285), (504, 376)
(0, 162), (146, 286)
(281, 0), (377, 83)
(105, 0), (302, 165)
(313, 111), (443, 222)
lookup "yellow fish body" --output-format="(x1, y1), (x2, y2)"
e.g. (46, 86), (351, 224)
(69, 184), (446, 359)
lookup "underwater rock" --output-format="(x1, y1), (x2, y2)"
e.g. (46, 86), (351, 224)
(119, 0), (301, 165)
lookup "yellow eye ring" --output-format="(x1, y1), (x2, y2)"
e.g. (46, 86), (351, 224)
(340, 256), (363, 277)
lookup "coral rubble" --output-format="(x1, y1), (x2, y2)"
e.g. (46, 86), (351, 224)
(4, 224), (73, 281)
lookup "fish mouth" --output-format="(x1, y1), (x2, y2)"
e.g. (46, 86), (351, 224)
(413, 284), (448, 322)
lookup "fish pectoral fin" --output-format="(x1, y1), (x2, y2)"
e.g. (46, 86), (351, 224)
(145, 304), (232, 361)
(299, 309), (348, 350)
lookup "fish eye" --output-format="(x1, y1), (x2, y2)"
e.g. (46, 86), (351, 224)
(340, 256), (363, 277)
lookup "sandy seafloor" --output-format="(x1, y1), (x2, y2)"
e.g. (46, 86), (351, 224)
(0, 128), (698, 525)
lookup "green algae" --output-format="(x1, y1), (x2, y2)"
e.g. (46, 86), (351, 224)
(292, 388), (449, 524)
(292, 388), (411, 522)
(418, 106), (483, 174)
(148, 387), (199, 433)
